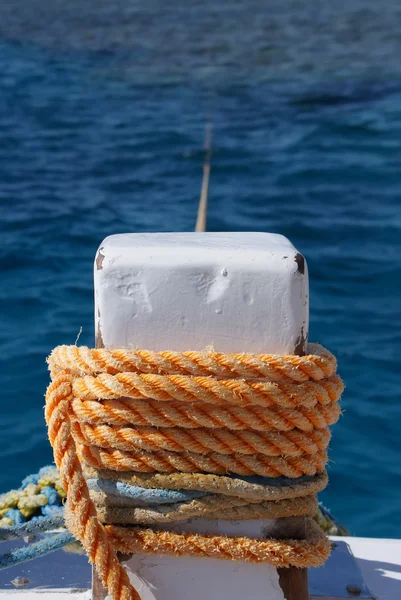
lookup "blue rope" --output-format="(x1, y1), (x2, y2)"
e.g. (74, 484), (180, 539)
(4, 509), (25, 525)
(41, 486), (62, 506)
(41, 505), (64, 518)
(87, 479), (207, 505)
(0, 531), (74, 569)
(86, 475), (315, 505)
(0, 515), (65, 541)
(19, 465), (57, 491)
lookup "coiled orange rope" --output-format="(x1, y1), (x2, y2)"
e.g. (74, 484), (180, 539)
(45, 343), (343, 600)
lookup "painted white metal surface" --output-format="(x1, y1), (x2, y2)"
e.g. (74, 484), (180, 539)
(332, 537), (401, 600)
(93, 231), (309, 600)
(94, 232), (308, 354)
(3, 537), (401, 598)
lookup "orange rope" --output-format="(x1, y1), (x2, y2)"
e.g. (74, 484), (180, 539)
(73, 421), (331, 456)
(49, 342), (336, 381)
(45, 344), (343, 600)
(107, 518), (330, 569)
(70, 372), (342, 408)
(45, 374), (137, 600)
(77, 444), (328, 477)
(71, 396), (341, 432)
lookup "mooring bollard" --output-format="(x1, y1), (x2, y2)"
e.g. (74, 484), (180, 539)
(93, 231), (309, 600)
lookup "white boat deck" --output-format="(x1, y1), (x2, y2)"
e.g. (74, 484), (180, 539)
(0, 536), (400, 599)
(332, 536), (401, 600)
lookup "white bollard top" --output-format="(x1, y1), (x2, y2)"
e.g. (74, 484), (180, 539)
(95, 232), (308, 354)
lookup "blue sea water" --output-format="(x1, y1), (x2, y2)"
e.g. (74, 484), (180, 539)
(1, 0), (401, 538)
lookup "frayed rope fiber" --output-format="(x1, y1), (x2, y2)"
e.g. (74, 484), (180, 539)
(45, 343), (343, 600)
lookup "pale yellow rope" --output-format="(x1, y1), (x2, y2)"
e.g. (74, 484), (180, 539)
(82, 467), (329, 501)
(90, 492), (317, 524)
